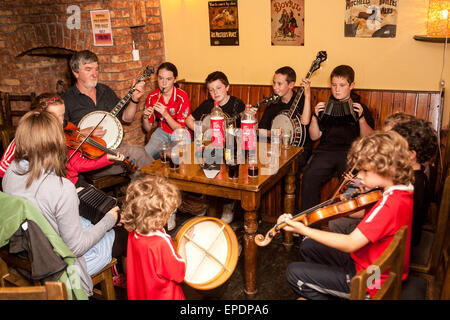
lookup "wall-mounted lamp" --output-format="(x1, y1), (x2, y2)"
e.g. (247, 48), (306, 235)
(414, 0), (449, 42)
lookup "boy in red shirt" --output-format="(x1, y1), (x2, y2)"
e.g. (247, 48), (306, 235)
(278, 130), (414, 299)
(122, 175), (186, 300)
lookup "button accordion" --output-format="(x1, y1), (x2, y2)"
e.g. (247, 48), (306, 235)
(318, 98), (359, 125)
(78, 185), (117, 225)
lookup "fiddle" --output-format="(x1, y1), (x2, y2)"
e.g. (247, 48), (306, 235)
(64, 121), (137, 174)
(254, 189), (382, 247)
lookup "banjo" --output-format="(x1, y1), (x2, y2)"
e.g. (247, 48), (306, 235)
(78, 66), (155, 149)
(271, 51), (327, 147)
(200, 94), (279, 132)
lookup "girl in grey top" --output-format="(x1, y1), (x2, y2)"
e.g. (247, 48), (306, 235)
(2, 110), (119, 296)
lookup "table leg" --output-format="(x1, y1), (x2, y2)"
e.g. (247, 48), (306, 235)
(283, 164), (296, 252)
(241, 191), (260, 299)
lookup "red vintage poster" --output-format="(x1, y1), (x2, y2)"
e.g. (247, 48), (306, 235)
(271, 0), (304, 46)
(209, 1), (239, 46)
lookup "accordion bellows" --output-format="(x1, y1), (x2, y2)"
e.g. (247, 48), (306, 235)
(319, 98), (359, 123)
(78, 185), (117, 225)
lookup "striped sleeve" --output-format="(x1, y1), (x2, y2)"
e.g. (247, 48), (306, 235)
(0, 140), (16, 178)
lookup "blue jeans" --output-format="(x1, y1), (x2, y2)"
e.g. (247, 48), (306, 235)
(80, 217), (115, 275)
(145, 127), (191, 160)
(145, 128), (172, 160)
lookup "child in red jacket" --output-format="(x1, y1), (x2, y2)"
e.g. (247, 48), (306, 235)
(122, 175), (186, 300)
(278, 130), (414, 299)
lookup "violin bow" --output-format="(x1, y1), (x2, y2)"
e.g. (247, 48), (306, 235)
(330, 162), (358, 201)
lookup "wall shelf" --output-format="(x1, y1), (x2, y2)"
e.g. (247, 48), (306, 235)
(414, 35), (448, 43)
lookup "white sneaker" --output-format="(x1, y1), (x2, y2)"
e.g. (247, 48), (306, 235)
(168, 213), (176, 231)
(220, 202), (235, 224)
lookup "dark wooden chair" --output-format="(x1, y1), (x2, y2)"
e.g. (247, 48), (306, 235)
(410, 173), (450, 276)
(350, 226), (407, 300)
(0, 281), (67, 300)
(0, 243), (117, 300)
(0, 92), (37, 151)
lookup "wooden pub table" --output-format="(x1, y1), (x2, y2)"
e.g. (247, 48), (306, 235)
(140, 142), (303, 299)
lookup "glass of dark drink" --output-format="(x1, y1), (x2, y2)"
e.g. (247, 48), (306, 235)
(168, 151), (180, 170)
(159, 141), (169, 163)
(227, 163), (239, 179)
(248, 165), (259, 178)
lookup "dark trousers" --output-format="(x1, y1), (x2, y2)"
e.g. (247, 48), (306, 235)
(300, 149), (348, 211)
(286, 238), (356, 300)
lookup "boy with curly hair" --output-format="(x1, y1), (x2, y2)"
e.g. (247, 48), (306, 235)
(122, 175), (185, 300)
(278, 131), (414, 299)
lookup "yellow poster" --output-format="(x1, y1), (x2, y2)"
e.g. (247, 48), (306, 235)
(90, 10), (113, 46)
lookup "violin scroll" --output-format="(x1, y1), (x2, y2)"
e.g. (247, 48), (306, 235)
(255, 227), (279, 247)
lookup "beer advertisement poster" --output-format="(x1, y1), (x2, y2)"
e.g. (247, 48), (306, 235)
(208, 1), (239, 46)
(345, 0), (398, 38)
(271, 0), (304, 46)
(90, 10), (114, 46)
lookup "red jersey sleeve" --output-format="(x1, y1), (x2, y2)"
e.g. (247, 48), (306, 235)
(155, 235), (186, 283)
(67, 150), (113, 174)
(0, 140), (15, 178)
(174, 90), (191, 128)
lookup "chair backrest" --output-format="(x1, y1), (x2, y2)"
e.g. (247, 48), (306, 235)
(1, 92), (37, 128)
(350, 226), (408, 300)
(0, 281), (67, 300)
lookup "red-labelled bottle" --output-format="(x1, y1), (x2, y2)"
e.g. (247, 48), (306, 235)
(210, 101), (225, 147)
(241, 104), (257, 151)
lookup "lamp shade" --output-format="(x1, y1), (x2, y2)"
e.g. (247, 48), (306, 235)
(427, 0), (449, 36)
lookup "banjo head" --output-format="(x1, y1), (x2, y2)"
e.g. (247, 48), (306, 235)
(174, 216), (239, 291)
(271, 113), (295, 144)
(78, 111), (123, 149)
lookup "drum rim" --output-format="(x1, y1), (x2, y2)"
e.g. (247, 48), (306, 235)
(78, 110), (123, 149)
(174, 216), (239, 291)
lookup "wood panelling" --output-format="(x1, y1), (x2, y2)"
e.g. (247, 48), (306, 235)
(179, 81), (441, 130)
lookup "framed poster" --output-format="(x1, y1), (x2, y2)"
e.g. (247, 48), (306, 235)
(271, 0), (304, 46)
(345, 0), (398, 38)
(208, 1), (239, 46)
(90, 10), (114, 46)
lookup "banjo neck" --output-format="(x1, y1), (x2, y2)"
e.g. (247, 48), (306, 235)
(287, 68), (314, 119)
(109, 89), (136, 118)
(109, 65), (155, 117)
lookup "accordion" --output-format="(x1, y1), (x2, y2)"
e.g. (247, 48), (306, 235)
(78, 185), (117, 225)
(318, 98), (359, 124)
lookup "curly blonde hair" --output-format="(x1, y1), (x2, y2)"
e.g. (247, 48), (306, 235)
(122, 175), (181, 234)
(347, 130), (414, 186)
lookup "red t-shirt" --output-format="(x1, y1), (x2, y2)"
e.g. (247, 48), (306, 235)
(127, 229), (186, 300)
(145, 87), (191, 134)
(351, 185), (414, 297)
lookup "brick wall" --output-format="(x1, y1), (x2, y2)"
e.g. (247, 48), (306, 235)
(0, 0), (165, 146)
